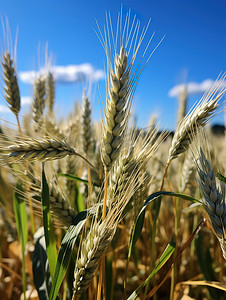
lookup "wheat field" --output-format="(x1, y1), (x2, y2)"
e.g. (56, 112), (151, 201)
(0, 9), (226, 300)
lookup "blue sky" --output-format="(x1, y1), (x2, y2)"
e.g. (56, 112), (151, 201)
(0, 0), (225, 130)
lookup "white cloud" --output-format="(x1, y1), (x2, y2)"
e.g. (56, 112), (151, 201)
(168, 79), (226, 98)
(19, 63), (105, 84)
(0, 105), (11, 113)
(19, 71), (37, 84)
(0, 97), (32, 115)
(21, 96), (32, 105)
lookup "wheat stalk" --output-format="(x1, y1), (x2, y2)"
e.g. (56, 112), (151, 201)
(1, 51), (21, 116)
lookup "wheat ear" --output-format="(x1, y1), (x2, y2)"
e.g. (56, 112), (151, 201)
(180, 152), (195, 192)
(168, 76), (225, 162)
(177, 84), (187, 126)
(73, 219), (115, 296)
(1, 136), (92, 164)
(196, 147), (226, 259)
(14, 162), (77, 227)
(64, 155), (77, 202)
(46, 71), (55, 117)
(44, 117), (65, 139)
(100, 46), (130, 171)
(73, 168), (140, 297)
(99, 12), (154, 172)
(1, 51), (21, 116)
(107, 128), (165, 210)
(38, 178), (76, 226)
(32, 76), (46, 131)
(82, 89), (92, 155)
(129, 169), (150, 224)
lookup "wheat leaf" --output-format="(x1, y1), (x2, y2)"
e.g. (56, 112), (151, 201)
(13, 183), (28, 300)
(49, 210), (87, 300)
(127, 240), (176, 300)
(41, 164), (57, 280)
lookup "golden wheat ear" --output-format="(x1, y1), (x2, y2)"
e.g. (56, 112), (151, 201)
(97, 11), (158, 172)
(46, 71), (55, 118)
(72, 163), (141, 297)
(191, 130), (226, 259)
(1, 51), (21, 117)
(0, 18), (21, 120)
(24, 167), (77, 227)
(168, 74), (226, 162)
(82, 88), (93, 155)
(32, 75), (46, 132)
(0, 133), (94, 167)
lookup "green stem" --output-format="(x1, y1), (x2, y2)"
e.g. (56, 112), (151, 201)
(143, 219), (157, 299)
(170, 197), (180, 300)
(21, 243), (27, 300)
